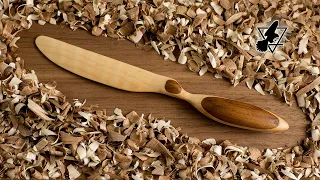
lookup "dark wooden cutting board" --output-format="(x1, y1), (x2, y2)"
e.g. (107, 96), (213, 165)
(16, 23), (308, 149)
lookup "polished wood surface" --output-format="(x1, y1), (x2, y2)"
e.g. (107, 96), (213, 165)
(35, 35), (171, 93)
(36, 35), (288, 132)
(17, 23), (308, 148)
(165, 80), (182, 94)
(201, 97), (283, 130)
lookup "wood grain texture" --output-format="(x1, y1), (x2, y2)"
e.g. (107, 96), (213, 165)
(165, 80), (182, 94)
(201, 97), (279, 129)
(17, 23), (308, 148)
(35, 35), (171, 94)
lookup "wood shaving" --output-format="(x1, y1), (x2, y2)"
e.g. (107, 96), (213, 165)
(0, 0), (319, 179)
(27, 99), (54, 121)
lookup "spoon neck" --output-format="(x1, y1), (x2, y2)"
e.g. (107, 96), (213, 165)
(164, 89), (193, 101)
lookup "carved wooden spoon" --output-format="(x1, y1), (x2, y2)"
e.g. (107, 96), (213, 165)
(35, 35), (289, 132)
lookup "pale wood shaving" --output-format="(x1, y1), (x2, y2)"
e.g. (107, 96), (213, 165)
(27, 99), (54, 121)
(296, 76), (320, 97)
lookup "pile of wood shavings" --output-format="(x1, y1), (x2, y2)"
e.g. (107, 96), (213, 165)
(0, 0), (319, 179)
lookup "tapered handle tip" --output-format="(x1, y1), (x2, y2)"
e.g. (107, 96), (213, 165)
(272, 116), (289, 131)
(35, 35), (46, 46)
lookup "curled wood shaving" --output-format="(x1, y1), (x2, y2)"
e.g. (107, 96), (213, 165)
(34, 138), (48, 151)
(67, 165), (80, 180)
(226, 12), (247, 25)
(296, 76), (320, 97)
(146, 138), (174, 166)
(60, 131), (83, 146)
(27, 99), (54, 121)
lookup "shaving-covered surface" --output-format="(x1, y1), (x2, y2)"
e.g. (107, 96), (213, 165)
(0, 73), (312, 179)
(0, 0), (319, 179)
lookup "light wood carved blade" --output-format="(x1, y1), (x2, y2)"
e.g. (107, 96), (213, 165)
(35, 35), (169, 93)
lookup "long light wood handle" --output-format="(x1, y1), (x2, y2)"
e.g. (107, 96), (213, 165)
(36, 36), (289, 132)
(35, 36), (174, 94)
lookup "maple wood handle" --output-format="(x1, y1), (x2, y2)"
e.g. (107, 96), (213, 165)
(162, 80), (289, 132)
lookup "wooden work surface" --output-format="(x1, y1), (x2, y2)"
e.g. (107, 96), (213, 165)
(17, 23), (308, 149)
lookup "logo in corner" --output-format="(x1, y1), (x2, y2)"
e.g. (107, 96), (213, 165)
(256, 20), (287, 53)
